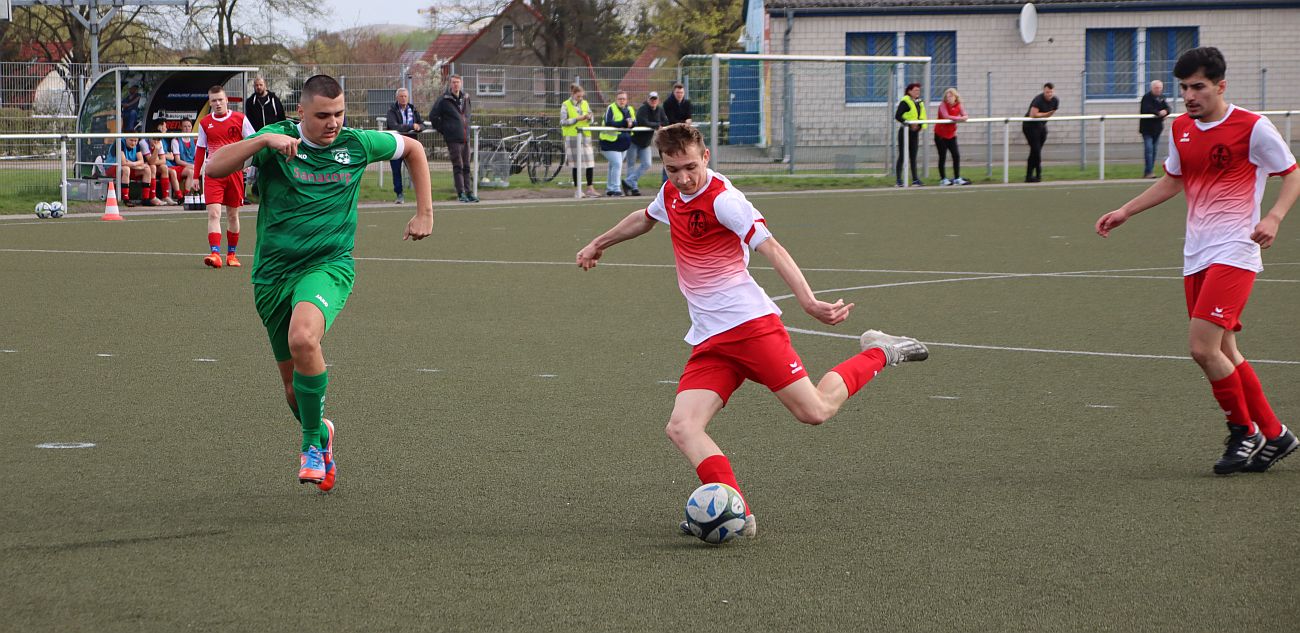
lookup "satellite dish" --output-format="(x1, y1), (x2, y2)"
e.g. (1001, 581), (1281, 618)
(1019, 3), (1038, 45)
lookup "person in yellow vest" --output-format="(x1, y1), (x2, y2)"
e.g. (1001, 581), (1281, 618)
(561, 84), (600, 198)
(895, 82), (927, 187)
(599, 91), (637, 196)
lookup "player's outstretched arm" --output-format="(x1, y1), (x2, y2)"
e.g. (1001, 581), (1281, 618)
(1252, 168), (1300, 249)
(755, 238), (853, 326)
(399, 136), (434, 241)
(1096, 174), (1182, 238)
(576, 210), (656, 270)
(206, 134), (295, 179)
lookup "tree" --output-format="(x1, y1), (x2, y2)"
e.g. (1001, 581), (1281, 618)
(643, 0), (743, 58)
(427, 0), (625, 66)
(0, 3), (160, 65)
(165, 0), (316, 64)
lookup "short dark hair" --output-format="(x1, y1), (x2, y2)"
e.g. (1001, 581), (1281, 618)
(654, 122), (704, 157)
(301, 74), (343, 102)
(905, 82), (921, 92)
(673, 83), (684, 90)
(1174, 46), (1226, 82)
(208, 85), (225, 95)
(182, 118), (193, 125)
(1043, 82), (1054, 90)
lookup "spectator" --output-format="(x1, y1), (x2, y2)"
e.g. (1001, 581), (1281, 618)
(1023, 82), (1059, 182)
(1140, 79), (1171, 178)
(625, 91), (666, 196)
(599, 91), (636, 196)
(895, 82), (926, 187)
(385, 87), (424, 204)
(560, 84), (599, 198)
(245, 76), (286, 131)
(121, 85), (141, 135)
(429, 74), (476, 203)
(662, 83), (692, 184)
(935, 87), (970, 186)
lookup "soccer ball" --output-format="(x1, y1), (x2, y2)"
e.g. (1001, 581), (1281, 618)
(684, 483), (747, 544)
(34, 201), (51, 218)
(48, 201), (65, 218)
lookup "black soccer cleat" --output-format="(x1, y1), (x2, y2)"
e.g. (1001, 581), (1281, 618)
(1243, 425), (1298, 473)
(1213, 424), (1265, 475)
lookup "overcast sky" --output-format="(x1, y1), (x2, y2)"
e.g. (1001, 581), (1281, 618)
(317, 0), (433, 32)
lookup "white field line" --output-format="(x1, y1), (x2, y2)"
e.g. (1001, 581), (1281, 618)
(785, 326), (1300, 366)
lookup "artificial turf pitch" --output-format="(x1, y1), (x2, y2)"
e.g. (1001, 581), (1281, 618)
(1, 182), (1298, 631)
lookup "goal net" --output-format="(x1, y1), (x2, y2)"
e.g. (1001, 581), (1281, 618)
(678, 53), (934, 178)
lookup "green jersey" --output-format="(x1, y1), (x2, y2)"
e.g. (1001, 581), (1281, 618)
(248, 120), (401, 284)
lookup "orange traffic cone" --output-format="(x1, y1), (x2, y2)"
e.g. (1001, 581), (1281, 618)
(102, 181), (124, 221)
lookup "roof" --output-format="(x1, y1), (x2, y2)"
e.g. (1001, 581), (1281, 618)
(617, 44), (673, 97)
(765, 0), (1300, 12)
(422, 33), (475, 64)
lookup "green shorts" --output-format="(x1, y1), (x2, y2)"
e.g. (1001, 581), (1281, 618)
(254, 261), (355, 362)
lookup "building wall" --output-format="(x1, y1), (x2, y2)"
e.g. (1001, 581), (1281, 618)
(761, 7), (1300, 161)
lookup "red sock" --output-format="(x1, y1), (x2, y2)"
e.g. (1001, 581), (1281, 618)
(830, 348), (886, 397)
(1236, 361), (1282, 439)
(695, 454), (749, 515)
(208, 232), (221, 250)
(226, 231), (239, 253)
(142, 181), (153, 199)
(1210, 370), (1256, 434)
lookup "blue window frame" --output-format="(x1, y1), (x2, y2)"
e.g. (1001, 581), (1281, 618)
(904, 31), (957, 97)
(845, 32), (896, 104)
(1086, 28), (1138, 98)
(1146, 27), (1199, 92)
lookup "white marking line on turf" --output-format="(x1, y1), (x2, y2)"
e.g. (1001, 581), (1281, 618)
(537, 374), (558, 378)
(784, 327), (1300, 366)
(1, 349), (15, 353)
(930, 395), (960, 400)
(96, 353), (113, 357)
(1087, 404), (1118, 409)
(36, 442), (96, 449)
(416, 368), (442, 373)
(193, 358), (218, 362)
(658, 380), (679, 384)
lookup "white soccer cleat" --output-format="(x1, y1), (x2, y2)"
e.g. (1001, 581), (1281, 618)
(860, 330), (929, 366)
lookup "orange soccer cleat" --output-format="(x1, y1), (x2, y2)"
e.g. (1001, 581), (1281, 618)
(203, 253), (223, 268)
(225, 253), (242, 268)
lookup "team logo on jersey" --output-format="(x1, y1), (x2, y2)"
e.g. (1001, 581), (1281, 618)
(1180, 131), (1191, 143)
(687, 210), (707, 237)
(1210, 144), (1232, 169)
(296, 153), (307, 160)
(332, 149), (352, 164)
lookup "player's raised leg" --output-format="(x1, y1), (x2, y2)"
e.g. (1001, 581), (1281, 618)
(775, 331), (927, 426)
(1189, 318), (1263, 474)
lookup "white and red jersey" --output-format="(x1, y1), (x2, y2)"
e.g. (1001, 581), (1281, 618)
(645, 170), (779, 345)
(1165, 105), (1297, 275)
(197, 110), (256, 173)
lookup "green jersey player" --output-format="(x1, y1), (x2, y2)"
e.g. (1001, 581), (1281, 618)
(205, 74), (434, 491)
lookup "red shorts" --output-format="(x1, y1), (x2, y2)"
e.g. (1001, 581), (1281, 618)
(169, 165), (187, 178)
(105, 165), (146, 180)
(203, 172), (244, 208)
(1184, 264), (1256, 332)
(678, 314), (808, 405)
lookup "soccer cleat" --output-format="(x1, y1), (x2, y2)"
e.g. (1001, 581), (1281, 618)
(679, 520), (692, 536)
(679, 514), (757, 539)
(225, 253), (241, 267)
(1243, 425), (1298, 473)
(203, 253), (223, 269)
(317, 419), (337, 491)
(298, 446), (326, 484)
(1214, 424), (1265, 475)
(859, 330), (929, 366)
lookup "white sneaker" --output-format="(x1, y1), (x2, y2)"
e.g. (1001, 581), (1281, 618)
(939, 178), (953, 186)
(860, 330), (929, 366)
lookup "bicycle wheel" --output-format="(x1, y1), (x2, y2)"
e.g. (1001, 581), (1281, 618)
(529, 140), (563, 183)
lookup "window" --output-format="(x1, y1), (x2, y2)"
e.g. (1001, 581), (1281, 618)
(904, 31), (956, 97)
(501, 23), (515, 48)
(477, 69), (505, 96)
(845, 32), (896, 104)
(532, 69), (547, 96)
(1146, 27), (1198, 92)
(1086, 28), (1138, 98)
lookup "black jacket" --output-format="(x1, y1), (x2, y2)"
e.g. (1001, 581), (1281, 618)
(663, 94), (692, 125)
(246, 91), (286, 131)
(385, 102), (424, 139)
(1140, 92), (1170, 137)
(632, 102), (667, 147)
(428, 90), (471, 144)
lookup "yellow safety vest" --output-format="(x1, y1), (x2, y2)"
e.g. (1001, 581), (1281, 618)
(599, 104), (631, 142)
(562, 99), (591, 137)
(901, 95), (927, 129)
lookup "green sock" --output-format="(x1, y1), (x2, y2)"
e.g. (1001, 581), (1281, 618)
(292, 370), (329, 452)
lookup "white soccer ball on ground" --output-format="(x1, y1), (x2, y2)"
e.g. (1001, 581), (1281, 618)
(34, 201), (52, 218)
(48, 201), (65, 218)
(684, 483), (747, 544)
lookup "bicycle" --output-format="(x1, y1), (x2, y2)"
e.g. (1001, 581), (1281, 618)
(481, 119), (564, 184)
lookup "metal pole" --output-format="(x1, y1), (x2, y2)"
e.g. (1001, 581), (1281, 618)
(114, 69), (121, 135)
(1002, 120), (1010, 184)
(1080, 69), (1087, 170)
(922, 60), (931, 180)
(1286, 112), (1292, 146)
(887, 68), (896, 179)
(710, 55), (720, 170)
(1099, 116), (1106, 181)
(573, 129), (583, 199)
(986, 70), (992, 179)
(473, 125), (481, 201)
(902, 121), (910, 188)
(1260, 68), (1267, 110)
(60, 137), (69, 210)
